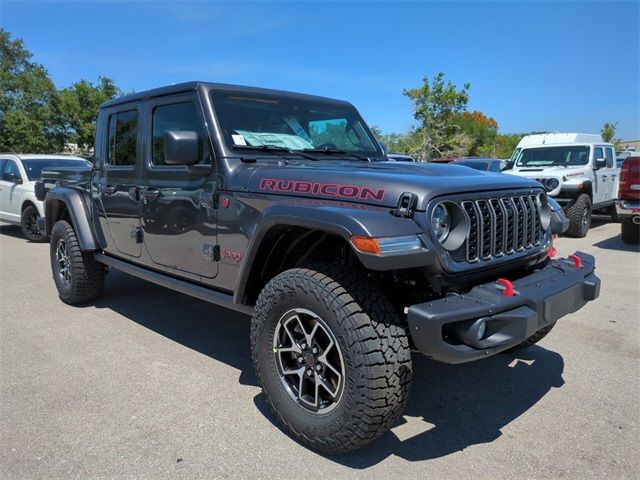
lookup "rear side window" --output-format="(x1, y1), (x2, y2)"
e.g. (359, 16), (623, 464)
(107, 110), (138, 166)
(151, 101), (205, 166)
(605, 147), (614, 168)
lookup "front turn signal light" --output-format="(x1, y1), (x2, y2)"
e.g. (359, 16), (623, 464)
(351, 236), (381, 255)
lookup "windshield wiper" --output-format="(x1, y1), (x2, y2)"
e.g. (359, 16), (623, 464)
(303, 147), (372, 162)
(233, 144), (319, 162)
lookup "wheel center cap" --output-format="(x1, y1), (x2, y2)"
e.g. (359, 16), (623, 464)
(303, 352), (315, 367)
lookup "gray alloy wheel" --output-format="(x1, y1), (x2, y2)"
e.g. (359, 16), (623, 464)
(55, 238), (71, 286)
(272, 308), (345, 413)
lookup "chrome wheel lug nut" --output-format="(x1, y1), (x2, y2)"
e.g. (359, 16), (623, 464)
(312, 347), (319, 354)
(301, 343), (307, 350)
(306, 369), (314, 377)
(297, 357), (304, 363)
(315, 364), (323, 371)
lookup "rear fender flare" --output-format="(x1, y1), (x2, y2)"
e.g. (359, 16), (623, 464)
(45, 187), (98, 251)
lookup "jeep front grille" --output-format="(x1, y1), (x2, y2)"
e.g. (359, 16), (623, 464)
(451, 194), (545, 263)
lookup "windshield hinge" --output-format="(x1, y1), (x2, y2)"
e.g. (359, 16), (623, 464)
(393, 192), (418, 218)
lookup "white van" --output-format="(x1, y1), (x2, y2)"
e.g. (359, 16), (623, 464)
(509, 133), (619, 237)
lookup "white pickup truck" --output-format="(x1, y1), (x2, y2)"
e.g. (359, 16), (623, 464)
(509, 133), (619, 237)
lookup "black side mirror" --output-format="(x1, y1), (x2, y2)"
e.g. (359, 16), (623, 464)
(4, 172), (22, 184)
(164, 130), (199, 165)
(594, 158), (606, 169)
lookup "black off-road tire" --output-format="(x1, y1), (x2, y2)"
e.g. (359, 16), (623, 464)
(504, 323), (556, 353)
(20, 205), (47, 242)
(50, 220), (105, 305)
(621, 218), (640, 244)
(251, 265), (412, 454)
(566, 194), (591, 237)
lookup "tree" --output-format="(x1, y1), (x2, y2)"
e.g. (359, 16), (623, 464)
(601, 122), (617, 143)
(455, 111), (498, 157)
(403, 72), (471, 159)
(0, 29), (64, 153)
(59, 77), (122, 150)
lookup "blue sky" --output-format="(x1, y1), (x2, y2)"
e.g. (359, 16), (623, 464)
(1, 1), (638, 138)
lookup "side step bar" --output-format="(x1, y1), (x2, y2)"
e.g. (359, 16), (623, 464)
(94, 253), (254, 316)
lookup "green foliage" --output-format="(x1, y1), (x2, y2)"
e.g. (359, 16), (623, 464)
(600, 122), (617, 143)
(1, 29), (123, 154)
(0, 29), (65, 153)
(59, 77), (122, 149)
(403, 72), (471, 159)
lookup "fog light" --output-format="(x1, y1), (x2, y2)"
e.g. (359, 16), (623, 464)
(477, 320), (487, 340)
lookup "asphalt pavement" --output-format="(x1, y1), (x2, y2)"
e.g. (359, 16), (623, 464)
(1, 219), (638, 479)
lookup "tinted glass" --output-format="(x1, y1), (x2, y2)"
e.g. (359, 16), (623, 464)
(152, 102), (205, 166)
(605, 148), (614, 168)
(22, 159), (92, 181)
(107, 110), (138, 166)
(3, 160), (21, 180)
(456, 161), (489, 171)
(211, 90), (382, 157)
(594, 147), (604, 160)
(517, 146), (590, 166)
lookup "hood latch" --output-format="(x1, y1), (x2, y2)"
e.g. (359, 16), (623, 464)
(393, 192), (418, 218)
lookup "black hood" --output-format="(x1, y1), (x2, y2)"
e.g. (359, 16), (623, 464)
(247, 161), (541, 210)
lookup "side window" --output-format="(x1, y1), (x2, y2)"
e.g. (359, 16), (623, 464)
(605, 147), (614, 168)
(0, 160), (6, 176)
(151, 101), (205, 166)
(3, 160), (21, 181)
(107, 110), (138, 166)
(594, 147), (604, 160)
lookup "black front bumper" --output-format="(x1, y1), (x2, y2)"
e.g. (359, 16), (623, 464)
(408, 251), (600, 364)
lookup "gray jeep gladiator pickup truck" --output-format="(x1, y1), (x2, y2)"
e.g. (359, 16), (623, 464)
(36, 82), (601, 454)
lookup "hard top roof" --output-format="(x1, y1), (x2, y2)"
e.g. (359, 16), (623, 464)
(0, 153), (88, 161)
(101, 81), (351, 109)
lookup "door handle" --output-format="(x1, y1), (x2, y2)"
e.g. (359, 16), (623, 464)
(602, 175), (608, 180)
(101, 185), (116, 195)
(140, 188), (161, 200)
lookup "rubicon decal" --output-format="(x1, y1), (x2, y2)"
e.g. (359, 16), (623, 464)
(259, 178), (385, 201)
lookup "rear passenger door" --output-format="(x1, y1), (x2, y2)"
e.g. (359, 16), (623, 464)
(96, 104), (143, 258)
(604, 147), (617, 201)
(140, 93), (218, 279)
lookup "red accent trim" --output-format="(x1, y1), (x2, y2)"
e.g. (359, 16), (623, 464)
(220, 196), (230, 209)
(568, 254), (582, 269)
(497, 278), (516, 297)
(548, 246), (557, 259)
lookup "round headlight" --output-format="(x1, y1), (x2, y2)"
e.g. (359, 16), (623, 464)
(431, 203), (451, 242)
(545, 178), (560, 191)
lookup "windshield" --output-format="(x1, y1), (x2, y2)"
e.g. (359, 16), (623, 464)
(210, 90), (383, 157)
(22, 159), (92, 181)
(516, 146), (590, 167)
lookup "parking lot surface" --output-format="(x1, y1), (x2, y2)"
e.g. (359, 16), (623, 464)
(1, 220), (639, 479)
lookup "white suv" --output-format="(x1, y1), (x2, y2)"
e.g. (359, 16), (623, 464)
(0, 154), (91, 241)
(509, 133), (619, 237)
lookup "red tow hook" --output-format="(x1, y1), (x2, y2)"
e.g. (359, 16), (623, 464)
(496, 278), (516, 297)
(568, 254), (582, 269)
(548, 234), (558, 259)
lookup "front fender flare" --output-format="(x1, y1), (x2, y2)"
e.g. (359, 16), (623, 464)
(233, 200), (434, 304)
(45, 187), (98, 251)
